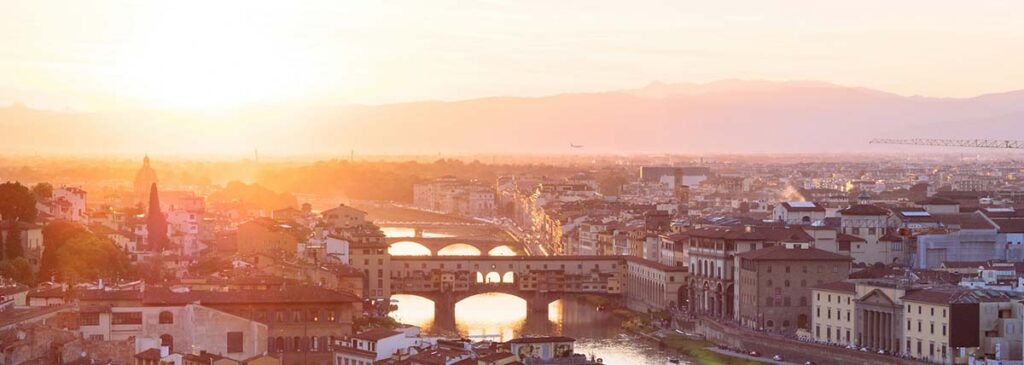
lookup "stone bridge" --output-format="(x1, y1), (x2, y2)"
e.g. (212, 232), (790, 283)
(385, 237), (520, 256)
(384, 255), (690, 330)
(393, 281), (560, 331)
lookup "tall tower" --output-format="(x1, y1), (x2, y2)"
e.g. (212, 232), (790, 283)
(134, 155), (158, 205)
(146, 183), (170, 252)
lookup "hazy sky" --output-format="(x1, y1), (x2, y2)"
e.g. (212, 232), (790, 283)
(3, 0), (1024, 111)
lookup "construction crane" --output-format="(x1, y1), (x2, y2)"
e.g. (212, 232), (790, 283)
(870, 138), (1024, 149)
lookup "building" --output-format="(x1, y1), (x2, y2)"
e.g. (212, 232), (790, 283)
(414, 177), (496, 218)
(236, 219), (307, 255)
(772, 201), (826, 225)
(141, 286), (360, 365)
(44, 186), (88, 223)
(134, 156), (159, 205)
(77, 304), (268, 361)
(735, 245), (852, 332)
(687, 225), (814, 318)
(811, 279), (1024, 364)
(507, 336), (576, 363)
(321, 204), (367, 230)
(838, 204), (900, 265)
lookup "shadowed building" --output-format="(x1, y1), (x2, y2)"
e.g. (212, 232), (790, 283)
(735, 244), (852, 332)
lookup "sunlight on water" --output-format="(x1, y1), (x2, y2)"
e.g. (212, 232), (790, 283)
(389, 294), (435, 328)
(380, 227), (453, 238)
(437, 243), (482, 256)
(387, 241), (432, 256)
(389, 294), (684, 364)
(456, 293), (527, 341)
(487, 245), (517, 256)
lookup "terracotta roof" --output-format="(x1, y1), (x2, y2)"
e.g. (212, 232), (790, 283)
(736, 245), (852, 262)
(811, 281), (856, 294)
(333, 346), (376, 357)
(507, 336), (575, 344)
(134, 348), (163, 360)
(992, 218), (1024, 233)
(878, 233), (903, 242)
(836, 233), (865, 242)
(686, 226), (814, 243)
(780, 202), (825, 212)
(941, 261), (986, 269)
(839, 204), (890, 216)
(142, 286), (360, 306)
(352, 328), (402, 341)
(917, 197), (959, 206)
(932, 213), (996, 230)
(78, 289), (143, 302)
(479, 352), (516, 362)
(900, 288), (1024, 305)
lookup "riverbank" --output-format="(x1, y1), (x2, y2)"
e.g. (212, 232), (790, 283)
(583, 295), (766, 365)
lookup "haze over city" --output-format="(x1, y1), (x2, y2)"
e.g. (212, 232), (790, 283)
(4, 1), (1024, 155)
(3, 2), (1024, 365)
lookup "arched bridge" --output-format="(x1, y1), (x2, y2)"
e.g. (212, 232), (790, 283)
(392, 280), (558, 331)
(385, 237), (521, 256)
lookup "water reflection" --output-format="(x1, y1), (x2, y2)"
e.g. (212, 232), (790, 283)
(380, 227), (453, 238)
(387, 241), (432, 256)
(487, 245), (517, 256)
(389, 294), (685, 364)
(437, 243), (482, 256)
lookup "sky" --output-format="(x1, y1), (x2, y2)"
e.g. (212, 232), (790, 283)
(2, 0), (1024, 111)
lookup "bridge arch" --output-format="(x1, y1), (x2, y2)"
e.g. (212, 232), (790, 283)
(476, 271), (514, 283)
(387, 241), (432, 256)
(438, 243), (482, 256)
(487, 245), (517, 256)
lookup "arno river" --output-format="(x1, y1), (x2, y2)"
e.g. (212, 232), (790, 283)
(381, 227), (686, 364)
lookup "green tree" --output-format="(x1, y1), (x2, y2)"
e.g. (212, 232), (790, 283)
(39, 221), (91, 280)
(0, 182), (37, 222)
(4, 223), (21, 260)
(0, 258), (33, 284)
(31, 183), (53, 201)
(51, 233), (131, 282)
(191, 255), (230, 276)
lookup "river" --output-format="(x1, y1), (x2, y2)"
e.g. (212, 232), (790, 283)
(381, 227), (688, 364)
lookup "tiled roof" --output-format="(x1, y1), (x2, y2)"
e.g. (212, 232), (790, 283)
(736, 245), (852, 262)
(134, 348), (163, 360)
(353, 328), (402, 341)
(811, 281), (856, 293)
(507, 336), (575, 344)
(141, 286), (360, 306)
(932, 213), (996, 230)
(686, 226), (813, 242)
(900, 288), (1024, 305)
(917, 197), (959, 206)
(836, 233), (865, 242)
(992, 218), (1024, 233)
(839, 204), (890, 216)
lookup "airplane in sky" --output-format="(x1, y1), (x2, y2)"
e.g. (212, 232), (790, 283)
(570, 143), (583, 149)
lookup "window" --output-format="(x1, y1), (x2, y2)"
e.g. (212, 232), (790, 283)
(158, 311), (174, 324)
(227, 332), (243, 353)
(766, 297), (774, 307)
(112, 312), (142, 325)
(80, 312), (100, 326)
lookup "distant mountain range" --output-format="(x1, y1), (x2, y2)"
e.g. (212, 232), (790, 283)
(4, 80), (1024, 155)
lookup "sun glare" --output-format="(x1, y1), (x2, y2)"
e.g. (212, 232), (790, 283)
(110, 2), (340, 110)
